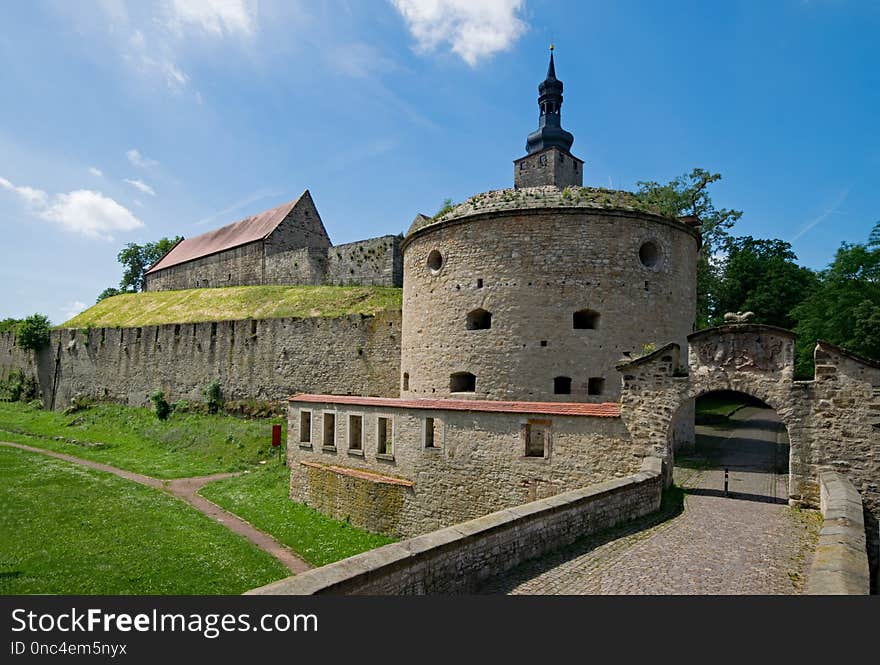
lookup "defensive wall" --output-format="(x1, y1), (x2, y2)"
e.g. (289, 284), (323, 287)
(0, 311), (401, 411)
(249, 457), (662, 595)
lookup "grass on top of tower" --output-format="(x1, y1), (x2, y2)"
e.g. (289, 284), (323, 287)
(59, 285), (402, 329)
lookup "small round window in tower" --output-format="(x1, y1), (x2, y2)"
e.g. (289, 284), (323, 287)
(427, 250), (443, 273)
(639, 241), (660, 269)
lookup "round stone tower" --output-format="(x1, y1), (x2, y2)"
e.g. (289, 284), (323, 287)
(399, 53), (700, 403)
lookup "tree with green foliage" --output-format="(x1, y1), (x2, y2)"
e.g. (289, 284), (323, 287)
(116, 236), (183, 293)
(0, 318), (21, 334)
(635, 169), (743, 328)
(435, 198), (454, 218)
(791, 222), (880, 377)
(96, 287), (121, 303)
(16, 314), (51, 352)
(711, 237), (817, 329)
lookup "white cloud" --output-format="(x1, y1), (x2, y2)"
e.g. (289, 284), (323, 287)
(126, 148), (159, 169)
(0, 176), (48, 207)
(61, 301), (88, 321)
(1, 176), (143, 241)
(391, 0), (527, 66)
(89, 167), (104, 177)
(40, 190), (144, 240)
(166, 0), (257, 38)
(124, 178), (157, 196)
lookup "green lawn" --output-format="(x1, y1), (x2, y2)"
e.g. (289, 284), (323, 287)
(0, 447), (288, 594)
(695, 394), (752, 417)
(61, 285), (402, 328)
(200, 465), (395, 567)
(0, 401), (283, 479)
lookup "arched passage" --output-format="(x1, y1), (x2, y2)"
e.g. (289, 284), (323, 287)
(671, 389), (792, 503)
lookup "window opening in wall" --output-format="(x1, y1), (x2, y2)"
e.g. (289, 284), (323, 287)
(427, 250), (443, 273)
(251, 320), (257, 336)
(466, 308), (492, 330)
(554, 376), (572, 395)
(377, 417), (392, 455)
(402, 372), (410, 391)
(348, 415), (363, 451)
(639, 241), (660, 268)
(573, 309), (599, 329)
(210, 322), (217, 340)
(476, 278), (483, 288)
(299, 411), (311, 444)
(323, 412), (336, 448)
(424, 417), (438, 448)
(450, 372), (476, 393)
(523, 421), (551, 458)
(588, 377), (605, 395)
(540, 340), (548, 347)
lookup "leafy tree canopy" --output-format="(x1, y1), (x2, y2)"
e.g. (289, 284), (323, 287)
(96, 287), (121, 303)
(16, 314), (51, 351)
(712, 236), (817, 329)
(792, 221), (880, 376)
(635, 168), (743, 327)
(117, 236), (183, 293)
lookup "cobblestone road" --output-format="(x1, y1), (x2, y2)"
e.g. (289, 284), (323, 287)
(480, 408), (821, 595)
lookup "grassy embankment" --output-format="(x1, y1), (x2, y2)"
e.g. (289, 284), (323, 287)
(0, 401), (396, 582)
(0, 447), (288, 594)
(60, 285), (402, 328)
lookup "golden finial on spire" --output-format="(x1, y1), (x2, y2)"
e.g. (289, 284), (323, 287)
(549, 43), (555, 52)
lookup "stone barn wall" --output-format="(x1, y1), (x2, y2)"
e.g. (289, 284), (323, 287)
(1, 312), (401, 411)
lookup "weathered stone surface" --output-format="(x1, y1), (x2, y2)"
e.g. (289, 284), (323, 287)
(288, 400), (642, 538)
(247, 459), (662, 595)
(806, 471), (870, 594)
(400, 204), (699, 404)
(618, 325), (880, 584)
(0, 311), (401, 410)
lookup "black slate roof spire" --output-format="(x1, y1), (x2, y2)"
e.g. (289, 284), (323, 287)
(525, 46), (575, 155)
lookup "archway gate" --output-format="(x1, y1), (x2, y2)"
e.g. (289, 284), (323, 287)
(617, 324), (879, 536)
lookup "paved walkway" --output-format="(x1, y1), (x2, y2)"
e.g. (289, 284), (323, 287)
(480, 408), (821, 595)
(1, 441), (310, 574)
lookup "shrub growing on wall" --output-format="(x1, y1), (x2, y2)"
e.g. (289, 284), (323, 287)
(16, 314), (51, 351)
(150, 390), (171, 421)
(203, 381), (223, 415)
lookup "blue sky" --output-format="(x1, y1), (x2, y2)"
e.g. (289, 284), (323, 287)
(1, 0), (878, 322)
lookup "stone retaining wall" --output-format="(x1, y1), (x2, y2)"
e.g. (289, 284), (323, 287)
(247, 457), (662, 595)
(806, 471), (870, 594)
(0, 312), (402, 410)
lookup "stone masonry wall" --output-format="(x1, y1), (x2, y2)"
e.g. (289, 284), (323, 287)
(4, 312), (401, 411)
(618, 325), (880, 588)
(288, 400), (640, 538)
(144, 241), (265, 291)
(249, 457), (662, 595)
(323, 236), (402, 287)
(514, 147), (583, 189)
(401, 207), (697, 403)
(0, 331), (39, 387)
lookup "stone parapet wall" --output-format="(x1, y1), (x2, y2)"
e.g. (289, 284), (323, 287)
(806, 471), (870, 594)
(2, 312), (401, 410)
(287, 397), (639, 538)
(249, 457), (662, 595)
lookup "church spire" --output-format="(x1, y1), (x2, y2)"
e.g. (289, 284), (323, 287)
(525, 47), (574, 155)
